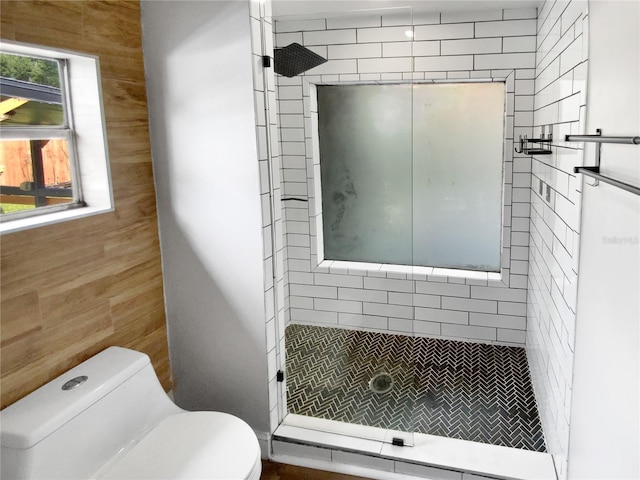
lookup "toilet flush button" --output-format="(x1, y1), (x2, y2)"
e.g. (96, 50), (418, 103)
(62, 376), (88, 391)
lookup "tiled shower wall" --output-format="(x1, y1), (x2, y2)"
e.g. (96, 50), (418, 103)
(274, 7), (539, 346)
(249, 0), (288, 435)
(526, 1), (588, 478)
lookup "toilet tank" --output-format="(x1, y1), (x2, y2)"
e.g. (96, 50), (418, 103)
(0, 347), (179, 480)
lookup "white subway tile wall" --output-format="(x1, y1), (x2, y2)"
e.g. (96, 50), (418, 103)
(526, 1), (588, 479)
(274, 7), (539, 347)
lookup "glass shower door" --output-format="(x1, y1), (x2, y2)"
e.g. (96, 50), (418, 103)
(280, 6), (417, 447)
(272, 0), (509, 448)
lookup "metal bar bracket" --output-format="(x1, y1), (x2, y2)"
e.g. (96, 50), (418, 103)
(571, 128), (640, 196)
(591, 128), (602, 186)
(573, 166), (640, 196)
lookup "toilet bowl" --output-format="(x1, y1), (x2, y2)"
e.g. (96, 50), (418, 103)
(0, 347), (262, 480)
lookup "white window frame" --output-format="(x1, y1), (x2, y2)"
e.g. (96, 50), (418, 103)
(0, 40), (113, 234)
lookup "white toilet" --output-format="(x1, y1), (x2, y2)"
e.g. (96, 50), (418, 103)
(0, 346), (262, 479)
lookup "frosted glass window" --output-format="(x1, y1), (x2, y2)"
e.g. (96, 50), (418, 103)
(318, 84), (413, 265)
(412, 83), (504, 271)
(317, 82), (505, 272)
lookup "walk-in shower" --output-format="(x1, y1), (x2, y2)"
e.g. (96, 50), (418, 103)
(259, 3), (549, 476)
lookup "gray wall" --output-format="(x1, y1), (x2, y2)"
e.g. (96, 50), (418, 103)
(141, 0), (270, 434)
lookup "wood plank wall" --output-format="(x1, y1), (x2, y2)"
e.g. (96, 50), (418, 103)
(0, 0), (172, 409)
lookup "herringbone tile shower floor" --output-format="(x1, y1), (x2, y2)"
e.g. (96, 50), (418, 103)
(285, 324), (546, 452)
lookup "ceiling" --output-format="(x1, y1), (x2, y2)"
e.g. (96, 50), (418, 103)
(272, 0), (543, 19)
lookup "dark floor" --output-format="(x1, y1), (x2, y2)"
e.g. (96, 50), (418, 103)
(286, 324), (546, 452)
(261, 461), (365, 480)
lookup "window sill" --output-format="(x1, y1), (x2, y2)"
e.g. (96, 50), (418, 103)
(314, 259), (502, 284)
(0, 205), (113, 235)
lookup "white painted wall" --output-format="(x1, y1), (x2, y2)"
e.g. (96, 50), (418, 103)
(140, 0), (270, 434)
(568, 1), (640, 478)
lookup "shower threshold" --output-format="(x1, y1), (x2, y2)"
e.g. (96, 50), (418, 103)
(272, 414), (556, 480)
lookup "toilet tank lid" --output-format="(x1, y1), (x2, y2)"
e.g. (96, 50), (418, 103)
(1, 347), (150, 449)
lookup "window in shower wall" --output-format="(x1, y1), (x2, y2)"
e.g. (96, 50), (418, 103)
(317, 82), (506, 272)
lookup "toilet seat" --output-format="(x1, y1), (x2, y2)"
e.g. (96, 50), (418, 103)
(99, 411), (261, 480)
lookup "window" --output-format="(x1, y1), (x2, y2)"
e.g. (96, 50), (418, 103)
(316, 82), (505, 272)
(0, 41), (112, 234)
(0, 53), (80, 217)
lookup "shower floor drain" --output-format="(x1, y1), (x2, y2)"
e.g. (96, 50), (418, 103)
(369, 372), (393, 394)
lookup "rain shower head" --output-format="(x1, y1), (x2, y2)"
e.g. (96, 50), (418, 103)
(274, 43), (327, 77)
